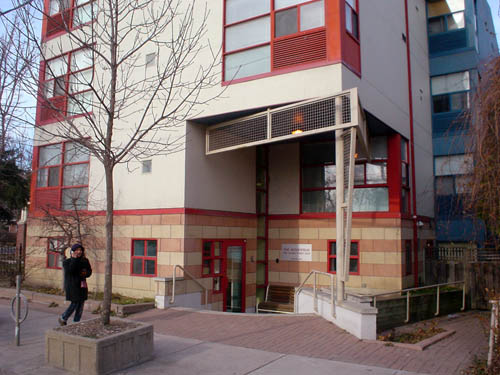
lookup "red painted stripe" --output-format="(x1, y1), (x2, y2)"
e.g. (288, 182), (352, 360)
(268, 212), (404, 220)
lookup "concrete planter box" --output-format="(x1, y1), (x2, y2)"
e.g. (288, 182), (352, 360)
(46, 318), (153, 374)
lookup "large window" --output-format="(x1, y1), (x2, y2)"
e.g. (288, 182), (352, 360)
(224, 0), (326, 81)
(405, 240), (412, 275)
(301, 137), (389, 213)
(427, 0), (465, 35)
(202, 240), (224, 293)
(327, 241), (359, 275)
(131, 239), (157, 277)
(47, 238), (64, 269)
(41, 48), (93, 122)
(46, 0), (95, 37)
(35, 141), (90, 210)
(401, 139), (410, 213)
(431, 71), (470, 113)
(345, 0), (359, 39)
(434, 154), (472, 196)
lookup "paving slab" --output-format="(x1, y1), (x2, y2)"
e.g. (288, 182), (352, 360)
(0, 298), (488, 375)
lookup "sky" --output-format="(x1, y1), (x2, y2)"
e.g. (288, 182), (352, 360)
(487, 0), (500, 45)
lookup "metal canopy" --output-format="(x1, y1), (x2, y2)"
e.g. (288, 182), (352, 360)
(205, 88), (368, 156)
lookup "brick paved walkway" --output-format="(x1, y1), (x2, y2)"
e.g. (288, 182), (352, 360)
(131, 308), (489, 375)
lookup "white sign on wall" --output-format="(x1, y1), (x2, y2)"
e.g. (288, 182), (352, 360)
(280, 244), (312, 262)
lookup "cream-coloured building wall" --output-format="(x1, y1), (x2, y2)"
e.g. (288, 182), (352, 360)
(184, 122), (256, 213)
(268, 143), (300, 215)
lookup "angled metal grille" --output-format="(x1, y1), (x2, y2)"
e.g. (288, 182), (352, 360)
(271, 97), (336, 138)
(206, 88), (359, 154)
(207, 114), (267, 152)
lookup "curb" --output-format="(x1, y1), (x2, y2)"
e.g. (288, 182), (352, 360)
(364, 330), (456, 351)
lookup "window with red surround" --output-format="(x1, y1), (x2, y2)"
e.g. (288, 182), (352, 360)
(301, 136), (389, 213)
(47, 238), (64, 269)
(401, 139), (410, 213)
(345, 0), (359, 39)
(45, 0), (95, 37)
(40, 48), (93, 123)
(224, 0), (326, 82)
(202, 240), (224, 293)
(34, 141), (90, 210)
(131, 239), (157, 277)
(327, 240), (359, 275)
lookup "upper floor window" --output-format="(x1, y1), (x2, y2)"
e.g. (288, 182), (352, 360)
(46, 0), (95, 37)
(434, 154), (472, 196)
(40, 48), (93, 123)
(35, 141), (90, 210)
(224, 0), (326, 82)
(427, 0), (465, 35)
(301, 136), (389, 213)
(431, 71), (470, 113)
(345, 0), (359, 39)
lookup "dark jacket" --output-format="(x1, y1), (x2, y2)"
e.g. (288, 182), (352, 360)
(63, 256), (92, 302)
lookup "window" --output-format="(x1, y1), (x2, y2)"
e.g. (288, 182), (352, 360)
(345, 0), (359, 39)
(131, 239), (157, 276)
(142, 160), (152, 173)
(405, 240), (412, 275)
(46, 0), (95, 37)
(202, 240), (224, 292)
(145, 53), (156, 69)
(434, 154), (472, 196)
(301, 137), (389, 213)
(41, 48), (93, 122)
(327, 241), (359, 275)
(224, 0), (326, 81)
(427, 0), (465, 35)
(35, 141), (90, 210)
(47, 238), (64, 269)
(431, 71), (470, 113)
(401, 139), (410, 213)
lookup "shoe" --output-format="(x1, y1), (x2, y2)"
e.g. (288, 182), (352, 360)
(58, 317), (67, 326)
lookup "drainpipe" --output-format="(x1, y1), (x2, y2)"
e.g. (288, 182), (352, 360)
(404, 0), (419, 286)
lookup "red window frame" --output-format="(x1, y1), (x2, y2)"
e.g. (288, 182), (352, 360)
(327, 240), (360, 275)
(46, 238), (64, 269)
(34, 141), (90, 211)
(130, 239), (158, 277)
(202, 240), (225, 293)
(405, 240), (412, 276)
(44, 0), (95, 39)
(222, 0), (326, 83)
(39, 48), (93, 124)
(345, 0), (359, 40)
(300, 140), (389, 213)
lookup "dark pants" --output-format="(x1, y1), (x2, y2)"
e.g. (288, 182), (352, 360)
(61, 300), (85, 322)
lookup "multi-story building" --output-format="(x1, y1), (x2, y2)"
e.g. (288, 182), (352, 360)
(427, 0), (498, 247)
(25, 0), (493, 313)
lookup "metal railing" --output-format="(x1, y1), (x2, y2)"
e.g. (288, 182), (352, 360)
(170, 265), (209, 309)
(428, 247), (500, 262)
(294, 270), (336, 318)
(368, 281), (465, 323)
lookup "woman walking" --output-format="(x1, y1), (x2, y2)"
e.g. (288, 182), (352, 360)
(59, 244), (92, 325)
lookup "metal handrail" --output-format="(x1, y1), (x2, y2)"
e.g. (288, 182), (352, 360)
(170, 265), (209, 309)
(295, 270), (336, 318)
(369, 281), (466, 323)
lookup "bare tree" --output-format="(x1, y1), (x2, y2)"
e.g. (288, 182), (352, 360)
(18, 0), (220, 324)
(0, 7), (36, 168)
(463, 57), (500, 249)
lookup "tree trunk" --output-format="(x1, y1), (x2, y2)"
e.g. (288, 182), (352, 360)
(101, 162), (114, 325)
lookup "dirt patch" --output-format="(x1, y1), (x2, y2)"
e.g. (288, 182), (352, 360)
(379, 320), (445, 344)
(55, 318), (140, 339)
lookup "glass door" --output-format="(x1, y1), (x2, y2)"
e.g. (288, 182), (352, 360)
(224, 241), (245, 312)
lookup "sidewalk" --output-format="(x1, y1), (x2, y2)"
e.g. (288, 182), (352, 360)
(0, 297), (488, 374)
